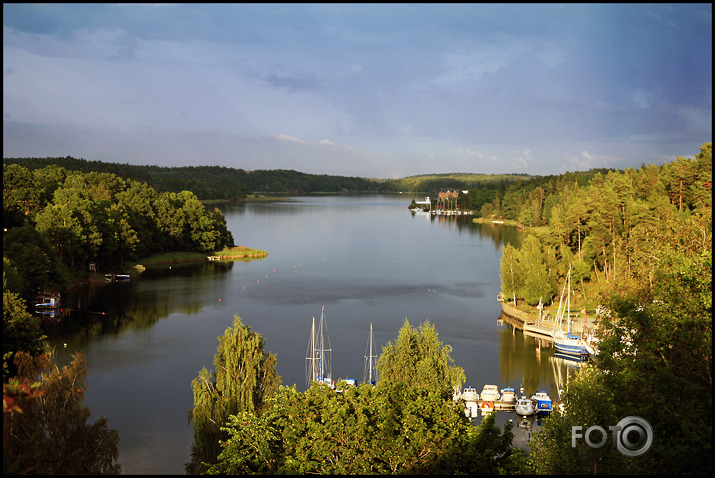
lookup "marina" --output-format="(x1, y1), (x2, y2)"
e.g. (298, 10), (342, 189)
(454, 384), (553, 418)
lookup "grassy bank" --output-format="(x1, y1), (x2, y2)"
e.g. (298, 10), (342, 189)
(128, 246), (268, 270)
(212, 246), (269, 260)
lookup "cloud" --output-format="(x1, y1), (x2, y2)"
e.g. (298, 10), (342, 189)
(515, 149), (535, 168)
(277, 134), (308, 144)
(563, 150), (622, 171)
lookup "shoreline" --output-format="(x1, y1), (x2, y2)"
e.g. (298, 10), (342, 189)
(59, 246), (268, 291)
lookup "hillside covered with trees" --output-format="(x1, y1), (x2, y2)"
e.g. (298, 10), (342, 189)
(3, 164), (234, 302)
(4, 156), (536, 198)
(499, 144), (712, 474)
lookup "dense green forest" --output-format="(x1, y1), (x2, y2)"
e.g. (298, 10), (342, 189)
(497, 143), (712, 308)
(3, 164), (234, 302)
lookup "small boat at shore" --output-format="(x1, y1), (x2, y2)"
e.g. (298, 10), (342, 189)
(35, 290), (61, 309)
(553, 268), (590, 358)
(515, 396), (535, 416)
(306, 305), (334, 389)
(462, 387), (479, 402)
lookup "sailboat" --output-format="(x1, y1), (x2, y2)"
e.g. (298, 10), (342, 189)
(363, 322), (379, 385)
(552, 268), (590, 357)
(306, 305), (333, 388)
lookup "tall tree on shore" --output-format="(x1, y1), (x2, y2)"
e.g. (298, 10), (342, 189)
(500, 243), (524, 305)
(377, 319), (465, 397)
(186, 315), (281, 474)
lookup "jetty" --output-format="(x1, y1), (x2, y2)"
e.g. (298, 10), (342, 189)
(498, 294), (598, 343)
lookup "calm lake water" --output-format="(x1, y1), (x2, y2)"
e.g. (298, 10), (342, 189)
(44, 195), (583, 474)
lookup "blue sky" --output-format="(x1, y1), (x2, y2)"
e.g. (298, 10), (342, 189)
(3, 4), (712, 178)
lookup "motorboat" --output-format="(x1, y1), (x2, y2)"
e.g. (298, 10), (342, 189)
(500, 387), (516, 403)
(531, 391), (553, 415)
(35, 290), (61, 309)
(462, 387), (479, 402)
(480, 384), (500, 402)
(515, 396), (535, 416)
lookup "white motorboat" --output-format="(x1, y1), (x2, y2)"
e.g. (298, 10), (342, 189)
(515, 396), (535, 416)
(462, 387), (479, 402)
(500, 387), (517, 403)
(480, 384), (500, 402)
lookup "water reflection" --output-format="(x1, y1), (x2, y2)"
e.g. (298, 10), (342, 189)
(44, 261), (235, 345)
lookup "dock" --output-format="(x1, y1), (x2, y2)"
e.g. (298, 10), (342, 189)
(499, 299), (597, 342)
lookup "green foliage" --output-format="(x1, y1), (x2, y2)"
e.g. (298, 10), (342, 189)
(3, 351), (120, 474)
(3, 164), (235, 290)
(377, 319), (465, 397)
(186, 315), (281, 474)
(201, 318), (524, 475)
(500, 235), (556, 306)
(207, 382), (522, 475)
(3, 281), (46, 380)
(530, 246), (712, 474)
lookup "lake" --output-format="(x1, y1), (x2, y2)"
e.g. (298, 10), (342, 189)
(45, 194), (580, 474)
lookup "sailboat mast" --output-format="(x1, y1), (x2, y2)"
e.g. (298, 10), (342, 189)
(306, 316), (317, 387)
(364, 322), (379, 385)
(318, 305), (325, 381)
(368, 322), (373, 383)
(566, 269), (571, 334)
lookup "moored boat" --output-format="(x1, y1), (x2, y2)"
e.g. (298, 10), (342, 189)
(552, 268), (590, 358)
(462, 387), (479, 402)
(464, 401), (480, 418)
(515, 396), (535, 416)
(34, 290), (61, 309)
(480, 384), (500, 402)
(500, 387), (516, 403)
(531, 391), (553, 415)
(306, 305), (333, 389)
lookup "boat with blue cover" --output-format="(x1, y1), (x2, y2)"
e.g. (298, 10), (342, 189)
(531, 391), (553, 415)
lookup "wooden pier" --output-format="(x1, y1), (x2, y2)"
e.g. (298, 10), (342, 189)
(498, 299), (597, 342)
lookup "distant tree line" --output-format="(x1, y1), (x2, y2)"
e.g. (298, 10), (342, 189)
(3, 157), (382, 199)
(4, 157), (539, 199)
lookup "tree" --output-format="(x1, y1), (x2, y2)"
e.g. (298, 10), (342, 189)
(3, 351), (120, 474)
(376, 319), (465, 398)
(518, 235), (553, 305)
(500, 243), (524, 305)
(186, 315), (281, 474)
(3, 280), (45, 380)
(207, 321), (522, 475)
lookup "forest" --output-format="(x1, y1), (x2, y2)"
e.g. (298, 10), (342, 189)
(3, 164), (235, 303)
(4, 156), (535, 198)
(3, 144), (711, 474)
(495, 143), (712, 308)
